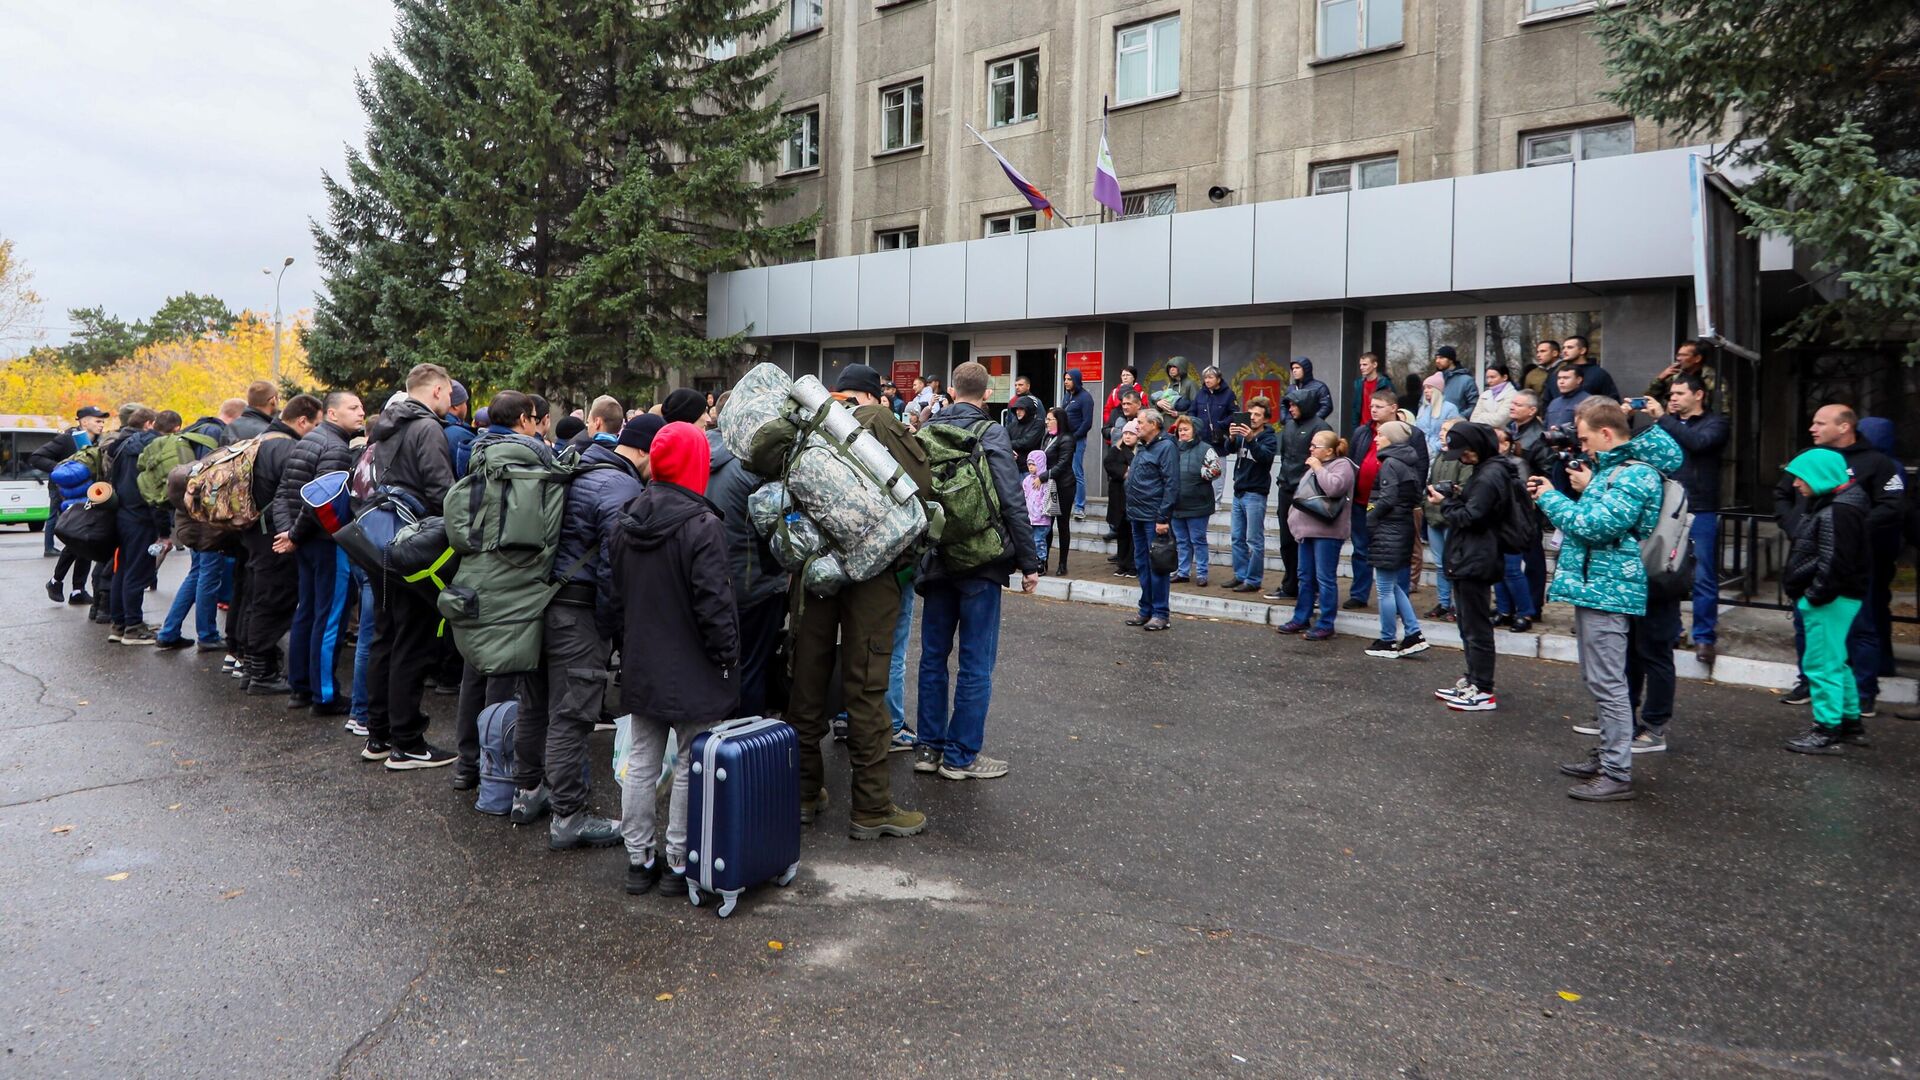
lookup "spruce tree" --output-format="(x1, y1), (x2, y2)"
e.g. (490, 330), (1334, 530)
(306, 0), (815, 398)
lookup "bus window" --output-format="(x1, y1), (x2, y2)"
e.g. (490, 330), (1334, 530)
(1, 432), (55, 481)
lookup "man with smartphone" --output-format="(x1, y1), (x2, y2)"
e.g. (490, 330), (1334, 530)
(1224, 400), (1277, 593)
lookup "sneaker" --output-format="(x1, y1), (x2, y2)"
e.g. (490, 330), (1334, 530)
(849, 804), (928, 840)
(1780, 681), (1812, 706)
(45, 579), (62, 603)
(1557, 749), (1602, 779)
(1783, 724), (1844, 755)
(1342, 597), (1368, 610)
(549, 811), (622, 850)
(830, 712), (850, 742)
(1262, 587), (1296, 600)
(68, 590), (92, 606)
(1125, 615), (1151, 627)
(118, 625), (157, 646)
(1567, 774), (1636, 801)
(510, 784), (552, 824)
(230, 661), (249, 679)
(888, 728), (918, 753)
(195, 637), (227, 652)
(154, 636), (193, 651)
(1837, 716), (1871, 747)
(1571, 720), (1602, 736)
(1169, 573), (1189, 584)
(385, 743), (458, 770)
(1303, 627), (1335, 641)
(937, 754), (1010, 781)
(1630, 731), (1668, 754)
(1143, 617), (1170, 631)
(658, 861), (688, 901)
(1073, 508), (1087, 521)
(90, 609), (113, 625)
(1397, 632), (1430, 656)
(1194, 577), (1208, 588)
(343, 717), (370, 738)
(799, 787), (829, 825)
(1364, 638), (1401, 659)
(106, 626), (124, 644)
(360, 739), (393, 762)
(1443, 687), (1497, 712)
(1231, 582), (1261, 593)
(913, 744), (940, 773)
(1424, 603), (1451, 620)
(1275, 620), (1308, 635)
(625, 858), (663, 896)
(1857, 697), (1877, 719)
(1434, 677), (1471, 702)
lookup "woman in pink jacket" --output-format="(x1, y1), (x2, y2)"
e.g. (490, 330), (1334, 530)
(1277, 430), (1356, 641)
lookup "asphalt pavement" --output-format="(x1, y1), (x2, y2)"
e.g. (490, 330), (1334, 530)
(1, 530), (1915, 1079)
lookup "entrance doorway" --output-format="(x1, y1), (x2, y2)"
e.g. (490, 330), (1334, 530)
(1015, 348), (1060, 410)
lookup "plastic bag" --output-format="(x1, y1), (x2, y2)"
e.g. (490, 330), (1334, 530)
(613, 714), (678, 794)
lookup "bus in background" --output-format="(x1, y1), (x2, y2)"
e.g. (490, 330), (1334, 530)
(0, 416), (64, 532)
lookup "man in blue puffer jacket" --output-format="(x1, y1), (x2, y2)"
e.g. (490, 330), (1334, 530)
(1062, 368), (1095, 518)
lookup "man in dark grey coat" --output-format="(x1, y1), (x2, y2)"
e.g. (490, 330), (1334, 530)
(704, 418), (786, 719)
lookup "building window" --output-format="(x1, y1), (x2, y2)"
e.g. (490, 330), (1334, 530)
(984, 211), (1040, 238)
(988, 52), (1040, 127)
(1310, 155), (1399, 195)
(881, 81), (924, 151)
(702, 35), (737, 62)
(1115, 15), (1180, 105)
(789, 0), (823, 34)
(782, 108), (820, 173)
(876, 227), (920, 251)
(1525, 0), (1591, 14)
(1317, 0), (1403, 58)
(1523, 121), (1634, 167)
(1121, 187), (1177, 218)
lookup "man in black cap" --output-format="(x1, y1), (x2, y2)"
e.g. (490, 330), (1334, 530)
(788, 363), (935, 841)
(31, 405), (110, 557)
(661, 387), (708, 427)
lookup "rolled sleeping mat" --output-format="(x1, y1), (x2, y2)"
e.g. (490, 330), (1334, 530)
(86, 480), (116, 507)
(301, 470), (353, 534)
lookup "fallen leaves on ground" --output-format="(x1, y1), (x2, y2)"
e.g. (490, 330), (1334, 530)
(165, 803), (183, 811)
(1557, 990), (1582, 1002)
(655, 992), (674, 1002)
(104, 872), (129, 881)
(50, 824), (73, 834)
(767, 941), (784, 951)
(219, 889), (245, 901)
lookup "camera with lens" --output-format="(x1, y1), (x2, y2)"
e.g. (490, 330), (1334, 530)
(1430, 481), (1458, 497)
(1542, 423), (1581, 461)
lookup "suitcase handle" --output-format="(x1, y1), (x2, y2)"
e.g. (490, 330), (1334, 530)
(708, 716), (768, 737)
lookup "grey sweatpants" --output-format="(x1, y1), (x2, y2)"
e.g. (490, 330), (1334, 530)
(619, 714), (712, 867)
(1576, 607), (1634, 780)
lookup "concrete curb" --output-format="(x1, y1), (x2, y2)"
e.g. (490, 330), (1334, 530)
(1018, 572), (1919, 703)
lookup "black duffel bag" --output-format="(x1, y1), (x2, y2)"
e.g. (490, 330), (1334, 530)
(54, 501), (119, 562)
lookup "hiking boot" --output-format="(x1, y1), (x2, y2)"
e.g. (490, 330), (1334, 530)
(360, 739), (393, 762)
(625, 858), (662, 896)
(1630, 731), (1668, 754)
(1303, 626), (1335, 641)
(849, 805), (927, 841)
(1397, 632), (1430, 656)
(45, 579), (62, 603)
(154, 635), (192, 651)
(118, 625), (157, 646)
(937, 754), (1010, 781)
(1783, 724), (1843, 755)
(888, 728), (917, 753)
(1567, 774), (1636, 801)
(913, 744), (940, 773)
(1443, 686), (1497, 712)
(1780, 681), (1812, 706)
(385, 743), (457, 771)
(509, 784), (551, 824)
(1558, 749), (1602, 779)
(799, 787), (829, 825)
(1837, 716), (1870, 747)
(549, 811), (622, 850)
(1363, 638), (1401, 658)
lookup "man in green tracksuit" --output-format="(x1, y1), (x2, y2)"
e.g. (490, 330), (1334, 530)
(790, 364), (936, 841)
(1780, 448), (1873, 754)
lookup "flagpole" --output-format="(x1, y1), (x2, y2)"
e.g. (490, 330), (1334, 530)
(965, 124), (1072, 227)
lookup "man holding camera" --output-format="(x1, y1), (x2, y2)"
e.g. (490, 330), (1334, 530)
(1529, 398), (1665, 802)
(1507, 391), (1554, 615)
(1224, 399), (1278, 593)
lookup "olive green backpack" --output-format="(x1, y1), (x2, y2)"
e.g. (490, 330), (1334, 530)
(915, 419), (1007, 575)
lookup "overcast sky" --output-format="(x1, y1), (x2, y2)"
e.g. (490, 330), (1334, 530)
(2, 0), (396, 346)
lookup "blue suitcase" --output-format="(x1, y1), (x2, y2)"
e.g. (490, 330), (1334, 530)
(686, 717), (801, 918)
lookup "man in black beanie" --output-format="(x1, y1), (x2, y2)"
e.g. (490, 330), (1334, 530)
(662, 388), (708, 427)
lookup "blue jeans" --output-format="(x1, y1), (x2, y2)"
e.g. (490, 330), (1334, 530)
(1347, 505), (1372, 602)
(886, 585), (913, 735)
(1494, 553), (1535, 618)
(1290, 536), (1340, 632)
(1689, 511), (1718, 644)
(1031, 523), (1052, 565)
(1172, 516), (1209, 579)
(1071, 437), (1086, 511)
(351, 567), (376, 723)
(1377, 566), (1420, 641)
(1230, 492), (1266, 586)
(1428, 526), (1453, 609)
(160, 550), (224, 643)
(288, 541), (351, 703)
(1131, 521), (1171, 620)
(917, 577), (1004, 768)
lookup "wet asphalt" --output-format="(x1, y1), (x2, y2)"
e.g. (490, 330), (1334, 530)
(0, 531), (1915, 1079)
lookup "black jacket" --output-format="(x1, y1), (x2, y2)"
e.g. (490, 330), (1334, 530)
(1435, 425), (1513, 584)
(1289, 357), (1334, 422)
(1229, 426), (1278, 496)
(1773, 439), (1905, 540)
(1173, 438), (1215, 518)
(364, 399), (457, 514)
(229, 407), (273, 442)
(1541, 362), (1620, 405)
(702, 432), (784, 615)
(1274, 390), (1332, 496)
(1004, 397), (1046, 458)
(1043, 431), (1076, 494)
(558, 442), (643, 637)
(609, 481), (740, 724)
(1105, 441), (1134, 524)
(916, 401), (1040, 586)
(1657, 411), (1729, 511)
(278, 421), (357, 543)
(28, 428), (82, 475)
(250, 420), (303, 534)
(1786, 484), (1871, 604)
(108, 429), (161, 510)
(1366, 441), (1424, 571)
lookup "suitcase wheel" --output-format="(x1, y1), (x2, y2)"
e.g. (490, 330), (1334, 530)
(687, 880), (703, 906)
(715, 890), (741, 919)
(776, 863), (799, 887)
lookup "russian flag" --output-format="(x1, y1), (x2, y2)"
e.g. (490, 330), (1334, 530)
(967, 125), (1054, 220)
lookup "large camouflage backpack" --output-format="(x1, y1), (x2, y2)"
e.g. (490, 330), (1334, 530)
(916, 419), (1007, 576)
(137, 431), (219, 507)
(180, 432), (291, 529)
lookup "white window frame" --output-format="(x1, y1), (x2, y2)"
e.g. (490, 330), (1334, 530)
(789, 0), (823, 35)
(702, 35), (737, 62)
(1309, 155), (1399, 195)
(1315, 0), (1404, 59)
(875, 227), (920, 251)
(983, 211), (1040, 238)
(781, 107), (820, 174)
(1522, 121), (1635, 168)
(1523, 0), (1595, 17)
(1114, 15), (1180, 106)
(880, 81), (925, 152)
(1120, 187), (1178, 218)
(988, 52), (1040, 128)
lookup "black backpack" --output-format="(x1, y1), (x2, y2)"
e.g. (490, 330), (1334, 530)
(1495, 464), (1538, 555)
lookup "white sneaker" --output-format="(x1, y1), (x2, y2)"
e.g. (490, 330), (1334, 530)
(1572, 721), (1602, 736)
(1434, 677), (1472, 702)
(1443, 686), (1498, 712)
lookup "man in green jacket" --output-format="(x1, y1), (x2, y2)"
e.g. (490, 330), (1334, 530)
(1528, 397), (1665, 803)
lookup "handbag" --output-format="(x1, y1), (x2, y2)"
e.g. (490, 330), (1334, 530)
(1044, 480), (1060, 519)
(1149, 530), (1177, 574)
(1292, 470), (1348, 523)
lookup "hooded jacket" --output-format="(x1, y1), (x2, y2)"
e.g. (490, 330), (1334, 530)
(917, 400), (1040, 586)
(1771, 436), (1905, 540)
(277, 420), (357, 543)
(443, 414), (478, 478)
(1782, 448), (1871, 605)
(1274, 390), (1332, 496)
(1415, 397), (1461, 460)
(1289, 357), (1334, 421)
(703, 430), (785, 614)
(1366, 439), (1424, 570)
(1161, 362), (1200, 408)
(108, 428), (162, 512)
(1191, 379), (1238, 447)
(1125, 430), (1179, 525)
(1062, 371), (1094, 441)
(1535, 422), (1678, 615)
(608, 423), (739, 724)
(1438, 365), (1479, 417)
(556, 441), (644, 634)
(364, 398), (457, 514)
(1433, 423), (1513, 584)
(1173, 437), (1217, 518)
(1004, 396), (1046, 456)
(1023, 450), (1053, 525)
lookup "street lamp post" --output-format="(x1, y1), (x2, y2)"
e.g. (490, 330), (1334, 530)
(271, 256), (294, 386)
